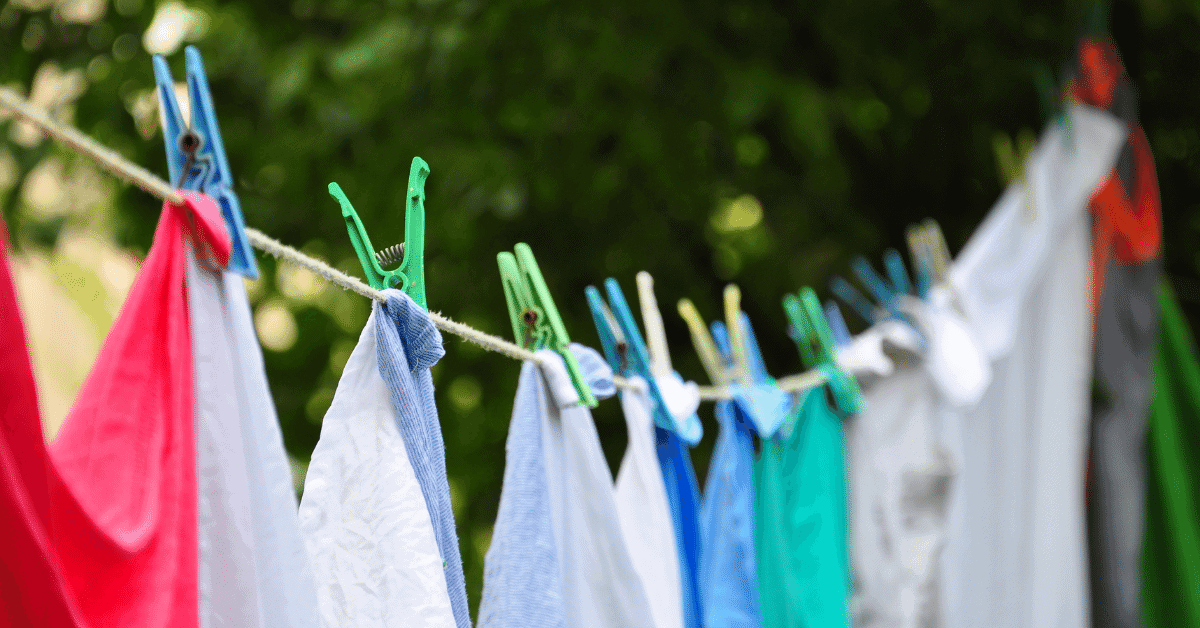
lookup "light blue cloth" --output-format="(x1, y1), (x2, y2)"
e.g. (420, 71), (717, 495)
(375, 290), (471, 628)
(477, 358), (567, 628)
(658, 427), (704, 628)
(699, 397), (761, 628)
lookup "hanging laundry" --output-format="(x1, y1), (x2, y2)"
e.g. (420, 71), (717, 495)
(477, 358), (567, 628)
(698, 383), (761, 628)
(585, 277), (702, 628)
(1068, 36), (1165, 628)
(298, 297), (457, 628)
(755, 384), (850, 628)
(374, 291), (472, 628)
(941, 103), (1126, 628)
(845, 286), (990, 628)
(46, 192), (227, 628)
(185, 243), (319, 628)
(1141, 284), (1200, 628)
(613, 377), (686, 628)
(516, 343), (655, 628)
(657, 408), (705, 628)
(0, 215), (87, 628)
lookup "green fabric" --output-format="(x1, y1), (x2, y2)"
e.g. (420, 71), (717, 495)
(755, 387), (850, 628)
(1142, 284), (1200, 628)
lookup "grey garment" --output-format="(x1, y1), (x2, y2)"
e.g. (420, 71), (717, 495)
(1089, 255), (1162, 628)
(375, 290), (472, 628)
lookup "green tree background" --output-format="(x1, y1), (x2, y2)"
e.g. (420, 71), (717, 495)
(3, 0), (1198, 613)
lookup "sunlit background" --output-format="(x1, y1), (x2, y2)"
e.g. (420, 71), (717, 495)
(3, 0), (1198, 611)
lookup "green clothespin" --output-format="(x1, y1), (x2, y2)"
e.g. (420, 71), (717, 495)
(327, 156), (430, 309)
(783, 287), (863, 414)
(498, 243), (598, 407)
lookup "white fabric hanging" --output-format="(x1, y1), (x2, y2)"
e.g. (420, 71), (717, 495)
(848, 287), (989, 628)
(537, 345), (657, 628)
(941, 102), (1126, 628)
(613, 377), (685, 628)
(298, 308), (455, 628)
(187, 249), (319, 628)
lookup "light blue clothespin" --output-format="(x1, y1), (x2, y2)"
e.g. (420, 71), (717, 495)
(153, 46), (257, 278)
(586, 279), (703, 445)
(824, 301), (852, 348)
(883, 248), (912, 298)
(711, 310), (791, 439)
(830, 275), (877, 325)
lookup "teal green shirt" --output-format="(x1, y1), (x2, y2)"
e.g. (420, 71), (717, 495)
(755, 386), (850, 628)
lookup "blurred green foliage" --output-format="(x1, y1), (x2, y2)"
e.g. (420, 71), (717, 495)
(3, 0), (1199, 613)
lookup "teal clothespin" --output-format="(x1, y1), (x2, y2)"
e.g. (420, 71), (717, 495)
(498, 243), (598, 408)
(783, 287), (863, 415)
(327, 156), (430, 309)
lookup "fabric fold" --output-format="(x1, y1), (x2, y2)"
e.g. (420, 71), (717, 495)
(299, 304), (456, 628)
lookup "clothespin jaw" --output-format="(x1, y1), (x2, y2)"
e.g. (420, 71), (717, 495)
(830, 275), (877, 325)
(153, 46), (258, 279)
(824, 301), (853, 348)
(585, 285), (626, 374)
(499, 243), (597, 407)
(785, 287), (863, 415)
(635, 271), (673, 377)
(906, 223), (932, 300)
(883, 249), (911, 297)
(783, 293), (819, 369)
(326, 157), (430, 309)
(605, 278), (702, 444)
(851, 256), (906, 322)
(723, 284), (751, 390)
(921, 218), (952, 286)
(677, 298), (728, 386)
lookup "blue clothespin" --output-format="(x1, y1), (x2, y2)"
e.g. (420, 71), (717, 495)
(824, 301), (852, 348)
(883, 248), (912, 298)
(153, 46), (257, 278)
(711, 310), (791, 439)
(851, 256), (907, 322)
(830, 275), (877, 325)
(586, 279), (703, 445)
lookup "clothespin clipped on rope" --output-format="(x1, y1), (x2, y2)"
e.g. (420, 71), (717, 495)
(677, 298), (729, 387)
(636, 272), (673, 379)
(153, 46), (257, 278)
(906, 218), (953, 289)
(783, 287), (863, 415)
(680, 285), (788, 437)
(327, 157), (430, 309)
(586, 278), (702, 444)
(499, 243), (597, 407)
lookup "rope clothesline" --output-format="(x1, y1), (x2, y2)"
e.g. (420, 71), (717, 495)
(0, 87), (825, 402)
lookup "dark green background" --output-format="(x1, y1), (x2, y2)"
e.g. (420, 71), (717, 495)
(3, 0), (1198, 613)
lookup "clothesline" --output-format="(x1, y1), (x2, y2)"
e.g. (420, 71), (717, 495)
(0, 87), (825, 401)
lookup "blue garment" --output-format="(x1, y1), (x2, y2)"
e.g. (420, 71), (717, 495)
(477, 359), (566, 628)
(375, 290), (471, 628)
(658, 425), (704, 628)
(699, 398), (761, 628)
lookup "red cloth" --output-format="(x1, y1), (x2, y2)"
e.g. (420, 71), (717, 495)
(0, 216), (86, 627)
(1070, 36), (1163, 317)
(0, 192), (229, 628)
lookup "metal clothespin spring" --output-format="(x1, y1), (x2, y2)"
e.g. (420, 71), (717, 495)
(376, 243), (405, 267)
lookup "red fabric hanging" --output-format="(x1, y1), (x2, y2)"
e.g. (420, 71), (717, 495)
(0, 215), (86, 628)
(1070, 36), (1163, 317)
(0, 192), (228, 628)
